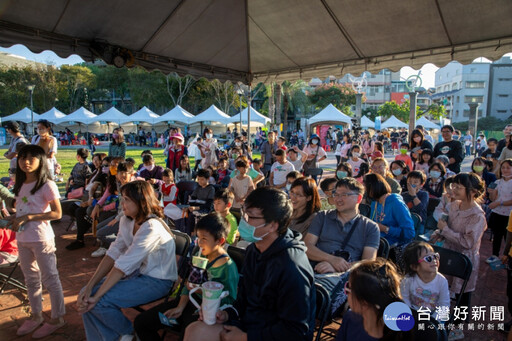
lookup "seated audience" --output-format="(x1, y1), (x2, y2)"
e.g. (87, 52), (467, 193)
(189, 169), (215, 214)
(285, 170), (302, 192)
(65, 148), (92, 198)
(319, 177), (337, 211)
(402, 171), (429, 235)
(370, 158), (401, 194)
(175, 155), (193, 183)
(213, 189), (239, 245)
(390, 160), (409, 193)
(335, 162), (352, 180)
(288, 177), (321, 238)
(471, 156), (496, 188)
(227, 160), (255, 213)
(424, 162), (446, 199)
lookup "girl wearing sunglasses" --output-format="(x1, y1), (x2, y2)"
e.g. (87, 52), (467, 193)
(401, 241), (450, 320)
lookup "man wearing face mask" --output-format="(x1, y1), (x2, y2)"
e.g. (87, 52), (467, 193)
(184, 187), (316, 341)
(259, 131), (278, 176)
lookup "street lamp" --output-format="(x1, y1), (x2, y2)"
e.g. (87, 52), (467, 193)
(27, 85), (35, 136)
(236, 86), (244, 136)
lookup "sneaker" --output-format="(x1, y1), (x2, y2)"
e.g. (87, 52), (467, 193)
(32, 321), (66, 339)
(70, 222), (77, 231)
(448, 329), (464, 341)
(119, 335), (134, 341)
(65, 240), (85, 250)
(486, 255), (499, 263)
(16, 319), (43, 336)
(91, 247), (107, 258)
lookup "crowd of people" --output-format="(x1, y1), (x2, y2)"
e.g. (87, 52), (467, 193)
(0, 118), (511, 341)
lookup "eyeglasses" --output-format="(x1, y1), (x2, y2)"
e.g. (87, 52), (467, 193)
(332, 191), (359, 199)
(418, 253), (440, 264)
(344, 281), (351, 295)
(449, 184), (465, 191)
(289, 191), (305, 198)
(441, 130), (452, 133)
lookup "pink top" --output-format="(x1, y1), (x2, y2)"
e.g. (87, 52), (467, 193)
(395, 154), (413, 172)
(15, 181), (60, 243)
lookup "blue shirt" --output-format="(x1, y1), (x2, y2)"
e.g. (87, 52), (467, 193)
(370, 193), (415, 246)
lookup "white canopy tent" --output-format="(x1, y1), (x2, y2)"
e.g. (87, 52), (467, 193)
(308, 104), (352, 126)
(122, 106), (160, 125)
(381, 115), (408, 129)
(416, 116), (441, 130)
(190, 105), (233, 125)
(229, 107), (270, 127)
(56, 107), (97, 125)
(154, 105), (194, 125)
(2, 107), (40, 123)
(95, 107), (130, 125)
(38, 107), (66, 123)
(360, 116), (375, 128)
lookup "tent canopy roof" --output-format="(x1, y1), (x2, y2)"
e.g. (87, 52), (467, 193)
(361, 116), (375, 128)
(0, 0), (511, 83)
(381, 115), (408, 129)
(230, 107), (270, 126)
(190, 105), (232, 125)
(2, 107), (40, 124)
(57, 107), (97, 124)
(308, 104), (352, 125)
(123, 106), (160, 124)
(154, 105), (194, 124)
(416, 116), (441, 130)
(95, 107), (130, 124)
(38, 107), (66, 123)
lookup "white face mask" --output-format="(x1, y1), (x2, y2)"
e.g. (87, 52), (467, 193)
(206, 133), (213, 139)
(312, 139), (319, 145)
(145, 164), (155, 171)
(353, 152), (360, 158)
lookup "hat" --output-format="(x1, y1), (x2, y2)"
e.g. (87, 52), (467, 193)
(172, 133), (184, 142)
(5, 121), (19, 131)
(310, 134), (320, 140)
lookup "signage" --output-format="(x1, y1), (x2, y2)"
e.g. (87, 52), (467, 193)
(375, 117), (381, 130)
(167, 120), (175, 124)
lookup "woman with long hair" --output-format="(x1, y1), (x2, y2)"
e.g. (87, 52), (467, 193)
(31, 119), (58, 176)
(288, 177), (321, 237)
(108, 128), (126, 158)
(371, 158), (401, 194)
(198, 127), (218, 169)
(410, 129), (433, 163)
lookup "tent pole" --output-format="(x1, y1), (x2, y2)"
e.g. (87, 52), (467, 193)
(248, 84), (252, 144)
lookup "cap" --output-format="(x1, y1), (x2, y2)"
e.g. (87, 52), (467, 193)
(172, 133), (184, 142)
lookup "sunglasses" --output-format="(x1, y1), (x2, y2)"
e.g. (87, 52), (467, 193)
(418, 253), (440, 264)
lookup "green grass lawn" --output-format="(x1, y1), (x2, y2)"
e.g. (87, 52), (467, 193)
(0, 146), (261, 194)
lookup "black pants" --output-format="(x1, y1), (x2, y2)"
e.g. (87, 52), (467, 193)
(489, 212), (508, 256)
(335, 155), (341, 166)
(133, 297), (199, 340)
(75, 206), (116, 242)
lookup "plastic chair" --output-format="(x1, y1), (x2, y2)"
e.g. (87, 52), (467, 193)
(0, 260), (27, 294)
(314, 283), (332, 341)
(377, 237), (390, 259)
(304, 168), (323, 184)
(227, 245), (246, 275)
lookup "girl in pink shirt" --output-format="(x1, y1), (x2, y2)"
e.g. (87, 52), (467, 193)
(8, 145), (65, 338)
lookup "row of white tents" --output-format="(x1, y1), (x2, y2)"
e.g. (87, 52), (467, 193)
(308, 104), (441, 130)
(2, 102), (441, 134)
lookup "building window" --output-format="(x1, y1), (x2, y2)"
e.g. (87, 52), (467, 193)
(497, 110), (507, 113)
(456, 96), (460, 103)
(444, 85), (450, 92)
(498, 78), (512, 81)
(498, 94), (509, 97)
(452, 82), (458, 90)
(465, 81), (485, 88)
(464, 96), (484, 103)
(456, 110), (459, 117)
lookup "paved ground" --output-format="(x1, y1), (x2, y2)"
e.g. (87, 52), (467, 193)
(0, 151), (508, 341)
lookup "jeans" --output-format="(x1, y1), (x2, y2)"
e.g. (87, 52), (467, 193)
(82, 274), (174, 341)
(465, 145), (471, 156)
(96, 216), (119, 247)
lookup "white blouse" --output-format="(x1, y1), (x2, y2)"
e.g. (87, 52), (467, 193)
(106, 216), (178, 281)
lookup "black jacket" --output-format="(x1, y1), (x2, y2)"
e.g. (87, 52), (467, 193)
(433, 140), (464, 173)
(227, 229), (316, 341)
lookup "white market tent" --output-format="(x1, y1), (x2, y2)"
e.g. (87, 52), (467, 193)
(381, 115), (408, 129)
(361, 116), (375, 128)
(308, 104), (352, 126)
(230, 107), (270, 127)
(416, 116), (441, 130)
(38, 107), (66, 123)
(2, 107), (40, 123)
(154, 105), (194, 125)
(122, 106), (160, 124)
(95, 107), (130, 125)
(190, 105), (232, 125)
(56, 107), (97, 124)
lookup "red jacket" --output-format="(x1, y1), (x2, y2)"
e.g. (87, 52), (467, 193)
(167, 144), (187, 171)
(0, 229), (17, 256)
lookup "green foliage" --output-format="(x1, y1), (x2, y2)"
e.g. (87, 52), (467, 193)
(377, 100), (410, 122)
(308, 84), (357, 111)
(453, 116), (512, 132)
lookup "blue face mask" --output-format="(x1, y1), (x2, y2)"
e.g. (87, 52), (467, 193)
(238, 218), (268, 243)
(430, 170), (441, 178)
(336, 171), (348, 179)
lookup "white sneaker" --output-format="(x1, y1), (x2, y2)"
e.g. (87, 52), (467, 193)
(70, 222), (77, 231)
(486, 255), (499, 263)
(119, 335), (134, 341)
(91, 247), (107, 258)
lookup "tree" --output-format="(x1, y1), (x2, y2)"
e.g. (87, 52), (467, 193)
(128, 68), (170, 112)
(166, 73), (194, 107)
(419, 102), (447, 120)
(209, 80), (238, 114)
(58, 65), (95, 112)
(90, 65), (131, 112)
(377, 100), (409, 122)
(308, 84), (358, 111)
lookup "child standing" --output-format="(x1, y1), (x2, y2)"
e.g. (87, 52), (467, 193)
(152, 169), (178, 207)
(487, 159), (512, 263)
(228, 160), (255, 212)
(401, 241), (450, 317)
(8, 145), (65, 337)
(175, 155), (193, 183)
(395, 142), (414, 172)
(269, 149), (295, 189)
(213, 189), (238, 245)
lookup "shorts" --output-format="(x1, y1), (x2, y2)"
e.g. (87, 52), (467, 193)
(391, 142), (399, 149)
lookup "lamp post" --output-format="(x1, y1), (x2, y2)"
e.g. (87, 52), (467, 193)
(27, 85), (35, 137)
(236, 86), (244, 136)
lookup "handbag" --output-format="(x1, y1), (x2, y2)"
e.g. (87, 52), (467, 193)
(68, 187), (84, 199)
(303, 145), (320, 172)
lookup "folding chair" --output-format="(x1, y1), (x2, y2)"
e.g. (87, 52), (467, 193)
(432, 245), (472, 307)
(304, 168), (323, 184)
(176, 181), (198, 205)
(0, 260), (27, 294)
(377, 237), (390, 259)
(314, 283), (332, 341)
(427, 197), (441, 216)
(227, 245), (246, 276)
(132, 229), (191, 313)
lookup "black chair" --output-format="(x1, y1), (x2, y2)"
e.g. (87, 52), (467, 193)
(227, 245), (246, 275)
(377, 237), (390, 259)
(176, 181), (198, 205)
(132, 229), (191, 313)
(427, 197), (441, 216)
(314, 283), (332, 341)
(359, 203), (371, 218)
(0, 260), (27, 294)
(411, 212), (422, 237)
(304, 168), (323, 184)
(432, 245), (472, 326)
